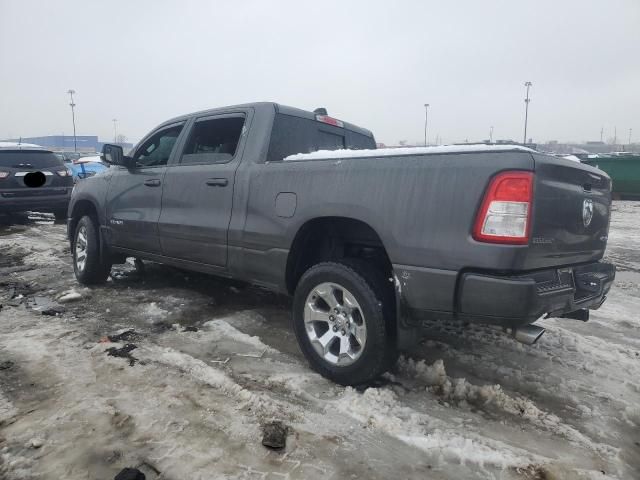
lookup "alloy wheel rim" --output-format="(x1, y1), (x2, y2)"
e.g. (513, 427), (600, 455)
(75, 226), (88, 272)
(303, 282), (367, 366)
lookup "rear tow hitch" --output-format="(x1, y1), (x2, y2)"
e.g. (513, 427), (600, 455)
(559, 308), (590, 322)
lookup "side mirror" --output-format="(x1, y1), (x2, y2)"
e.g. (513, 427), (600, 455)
(101, 144), (133, 168)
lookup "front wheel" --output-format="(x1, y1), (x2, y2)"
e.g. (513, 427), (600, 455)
(73, 215), (111, 284)
(292, 261), (396, 385)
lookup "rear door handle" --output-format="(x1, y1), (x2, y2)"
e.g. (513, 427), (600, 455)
(206, 178), (228, 187)
(143, 179), (161, 187)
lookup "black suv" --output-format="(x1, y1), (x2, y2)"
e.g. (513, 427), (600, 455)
(0, 143), (74, 219)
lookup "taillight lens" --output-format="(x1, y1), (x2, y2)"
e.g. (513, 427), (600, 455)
(0, 171), (8, 179)
(56, 169), (72, 177)
(473, 171), (534, 244)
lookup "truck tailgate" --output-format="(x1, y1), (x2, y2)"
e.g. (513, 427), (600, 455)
(528, 154), (612, 268)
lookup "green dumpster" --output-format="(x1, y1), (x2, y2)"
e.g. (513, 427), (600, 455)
(580, 155), (640, 199)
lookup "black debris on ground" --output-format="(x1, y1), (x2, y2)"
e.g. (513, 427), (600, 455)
(114, 467), (146, 480)
(108, 330), (139, 343)
(183, 326), (198, 332)
(105, 344), (139, 366)
(0, 360), (14, 370)
(261, 421), (289, 450)
(41, 306), (65, 316)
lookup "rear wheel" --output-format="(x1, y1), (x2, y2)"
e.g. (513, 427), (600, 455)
(292, 261), (396, 385)
(73, 215), (111, 284)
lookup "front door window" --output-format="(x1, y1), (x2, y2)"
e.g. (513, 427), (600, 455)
(133, 125), (183, 167)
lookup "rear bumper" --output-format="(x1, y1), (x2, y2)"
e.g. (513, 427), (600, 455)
(456, 261), (615, 325)
(0, 190), (71, 213)
(395, 261), (615, 328)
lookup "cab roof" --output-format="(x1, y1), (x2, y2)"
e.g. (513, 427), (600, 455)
(159, 102), (374, 138)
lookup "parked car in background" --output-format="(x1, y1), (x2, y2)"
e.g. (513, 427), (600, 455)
(67, 102), (615, 385)
(64, 155), (109, 181)
(0, 142), (73, 219)
(57, 152), (83, 163)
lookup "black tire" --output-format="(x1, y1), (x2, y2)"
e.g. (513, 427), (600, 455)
(73, 215), (111, 284)
(292, 261), (397, 386)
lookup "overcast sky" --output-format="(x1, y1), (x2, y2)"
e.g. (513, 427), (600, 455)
(1, 0), (638, 146)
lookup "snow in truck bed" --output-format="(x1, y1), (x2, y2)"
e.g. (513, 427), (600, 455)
(283, 144), (535, 161)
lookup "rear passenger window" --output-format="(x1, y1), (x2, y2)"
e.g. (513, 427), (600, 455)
(181, 116), (245, 165)
(318, 130), (345, 150)
(267, 113), (375, 162)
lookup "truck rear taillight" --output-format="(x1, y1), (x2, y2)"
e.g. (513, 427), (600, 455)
(316, 114), (344, 128)
(473, 171), (534, 245)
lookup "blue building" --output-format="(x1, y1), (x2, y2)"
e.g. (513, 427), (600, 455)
(1, 135), (133, 152)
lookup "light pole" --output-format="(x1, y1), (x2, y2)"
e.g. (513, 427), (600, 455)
(523, 81), (532, 145)
(424, 103), (430, 146)
(489, 126), (494, 143)
(629, 128), (633, 147)
(112, 119), (118, 143)
(67, 89), (77, 152)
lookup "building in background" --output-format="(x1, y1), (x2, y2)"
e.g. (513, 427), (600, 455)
(537, 140), (639, 155)
(0, 135), (133, 153)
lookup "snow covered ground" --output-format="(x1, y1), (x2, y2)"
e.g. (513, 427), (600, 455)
(0, 203), (639, 479)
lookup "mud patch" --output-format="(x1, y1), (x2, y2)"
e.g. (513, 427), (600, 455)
(261, 421), (289, 450)
(513, 464), (553, 479)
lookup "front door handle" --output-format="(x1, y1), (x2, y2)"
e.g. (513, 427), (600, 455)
(143, 179), (161, 187)
(206, 178), (228, 187)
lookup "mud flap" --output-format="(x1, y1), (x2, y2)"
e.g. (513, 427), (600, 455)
(100, 225), (126, 264)
(394, 278), (421, 350)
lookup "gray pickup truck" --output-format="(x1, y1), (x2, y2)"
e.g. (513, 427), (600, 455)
(67, 102), (615, 385)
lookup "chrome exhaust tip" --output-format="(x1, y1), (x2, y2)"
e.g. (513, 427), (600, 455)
(514, 324), (546, 345)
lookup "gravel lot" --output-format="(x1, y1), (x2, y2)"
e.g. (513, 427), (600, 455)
(1, 202), (639, 480)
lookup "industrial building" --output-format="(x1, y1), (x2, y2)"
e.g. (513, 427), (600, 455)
(1, 135), (133, 153)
